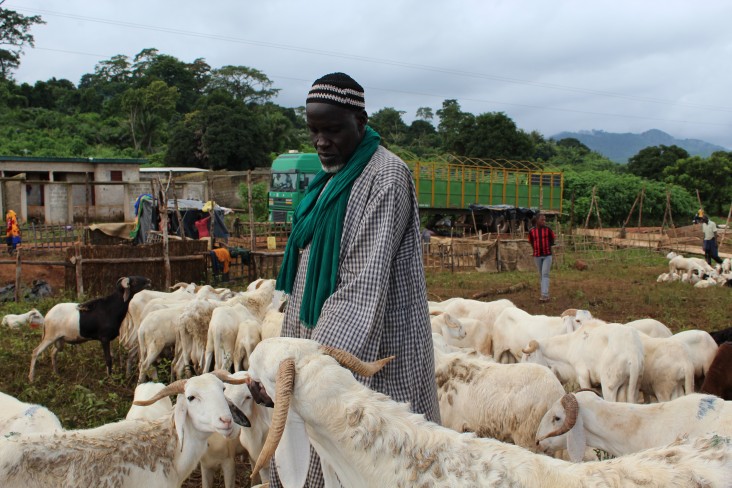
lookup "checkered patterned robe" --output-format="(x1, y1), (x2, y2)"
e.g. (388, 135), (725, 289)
(269, 146), (440, 487)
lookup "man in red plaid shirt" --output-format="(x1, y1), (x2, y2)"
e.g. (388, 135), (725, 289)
(528, 213), (556, 302)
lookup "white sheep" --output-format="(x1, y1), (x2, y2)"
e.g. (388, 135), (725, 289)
(562, 310), (673, 339)
(492, 307), (577, 363)
(536, 390), (732, 461)
(245, 337), (732, 488)
(204, 303), (258, 372)
(120, 285), (196, 376)
(125, 382), (173, 421)
(2, 308), (44, 329)
(224, 371), (273, 484)
(624, 318), (673, 338)
(723, 258), (731, 274)
(0, 371), (250, 488)
(124, 379), (244, 488)
(136, 304), (188, 383)
(635, 333), (695, 402)
(522, 320), (644, 403)
(232, 318), (262, 372)
(0, 391), (62, 436)
(671, 329), (718, 389)
(667, 251), (712, 279)
(260, 308), (284, 341)
(429, 311), (467, 342)
(434, 340), (565, 450)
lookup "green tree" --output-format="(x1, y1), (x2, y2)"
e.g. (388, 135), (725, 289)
(563, 170), (695, 227)
(237, 182), (269, 221)
(0, 1), (44, 79)
(207, 66), (279, 103)
(121, 80), (178, 152)
(165, 92), (273, 170)
(436, 99), (474, 155)
(627, 145), (689, 181)
(369, 107), (408, 146)
(464, 112), (534, 160)
(415, 106), (434, 121)
(663, 152), (732, 215)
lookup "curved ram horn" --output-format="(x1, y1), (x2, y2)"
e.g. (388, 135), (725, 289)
(536, 393), (579, 442)
(133, 379), (187, 406)
(210, 369), (249, 385)
(251, 358), (296, 479)
(320, 345), (395, 377)
(522, 340), (539, 355)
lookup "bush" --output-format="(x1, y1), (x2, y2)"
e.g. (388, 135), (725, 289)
(237, 181), (269, 221)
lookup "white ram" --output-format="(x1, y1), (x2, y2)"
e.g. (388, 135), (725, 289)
(244, 337), (732, 488)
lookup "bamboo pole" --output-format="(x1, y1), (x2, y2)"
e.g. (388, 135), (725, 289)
(84, 172), (90, 227)
(170, 173), (186, 241)
(637, 186), (645, 229)
(623, 192), (641, 229)
(696, 189), (704, 215)
(74, 243), (84, 298)
(14, 249), (21, 302)
(155, 178), (172, 289)
(584, 187), (596, 229)
(720, 199), (732, 246)
(247, 170), (256, 250)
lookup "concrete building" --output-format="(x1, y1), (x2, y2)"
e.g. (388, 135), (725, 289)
(0, 156), (145, 223)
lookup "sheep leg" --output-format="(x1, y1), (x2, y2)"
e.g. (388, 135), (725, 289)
(101, 340), (113, 376)
(200, 464), (214, 488)
(29, 337), (58, 382)
(222, 457), (236, 488)
(125, 344), (139, 377)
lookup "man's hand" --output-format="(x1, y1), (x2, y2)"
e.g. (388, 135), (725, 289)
(248, 380), (274, 407)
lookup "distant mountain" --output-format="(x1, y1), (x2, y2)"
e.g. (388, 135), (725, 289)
(550, 129), (728, 163)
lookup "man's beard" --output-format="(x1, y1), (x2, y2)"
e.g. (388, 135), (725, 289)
(321, 162), (345, 173)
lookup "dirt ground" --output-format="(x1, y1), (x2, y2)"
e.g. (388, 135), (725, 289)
(0, 249), (67, 295)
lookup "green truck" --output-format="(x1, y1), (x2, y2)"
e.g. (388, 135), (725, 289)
(268, 152), (563, 231)
(268, 152), (322, 222)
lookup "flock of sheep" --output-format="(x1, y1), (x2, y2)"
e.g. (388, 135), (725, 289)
(657, 252), (732, 288)
(1, 275), (732, 487)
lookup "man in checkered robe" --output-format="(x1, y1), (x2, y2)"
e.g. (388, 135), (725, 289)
(266, 73), (440, 487)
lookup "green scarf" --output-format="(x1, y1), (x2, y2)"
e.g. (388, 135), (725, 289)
(276, 126), (381, 328)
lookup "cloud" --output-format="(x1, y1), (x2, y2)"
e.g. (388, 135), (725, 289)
(7, 0), (732, 148)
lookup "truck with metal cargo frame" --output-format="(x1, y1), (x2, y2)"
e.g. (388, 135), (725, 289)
(268, 152), (563, 232)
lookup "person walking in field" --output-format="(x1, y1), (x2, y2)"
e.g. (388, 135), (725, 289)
(528, 213), (556, 302)
(702, 215), (723, 265)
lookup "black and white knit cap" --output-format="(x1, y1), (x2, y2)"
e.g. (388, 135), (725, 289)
(306, 72), (365, 110)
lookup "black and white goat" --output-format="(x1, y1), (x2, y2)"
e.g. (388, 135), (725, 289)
(28, 276), (152, 381)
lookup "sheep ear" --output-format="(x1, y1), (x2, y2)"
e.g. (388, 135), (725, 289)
(120, 277), (131, 302)
(274, 409), (310, 488)
(174, 394), (187, 452)
(566, 412), (586, 462)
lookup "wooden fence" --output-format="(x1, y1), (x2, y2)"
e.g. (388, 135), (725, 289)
(19, 223), (84, 250)
(64, 241), (208, 297)
(422, 237), (536, 272)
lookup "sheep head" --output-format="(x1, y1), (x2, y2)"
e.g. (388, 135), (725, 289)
(247, 338), (394, 481)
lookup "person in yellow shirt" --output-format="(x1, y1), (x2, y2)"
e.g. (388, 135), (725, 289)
(6, 209), (20, 254)
(702, 216), (723, 265)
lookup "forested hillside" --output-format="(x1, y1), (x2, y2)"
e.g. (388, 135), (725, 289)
(2, 4), (730, 222)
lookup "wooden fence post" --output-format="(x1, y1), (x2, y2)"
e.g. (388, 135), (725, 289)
(14, 249), (21, 302)
(247, 170), (256, 250)
(75, 244), (84, 298)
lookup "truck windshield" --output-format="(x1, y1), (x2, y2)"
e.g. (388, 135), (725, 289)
(271, 172), (298, 192)
(300, 173), (317, 190)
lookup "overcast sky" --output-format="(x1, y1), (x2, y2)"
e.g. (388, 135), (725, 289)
(7, 0), (732, 149)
